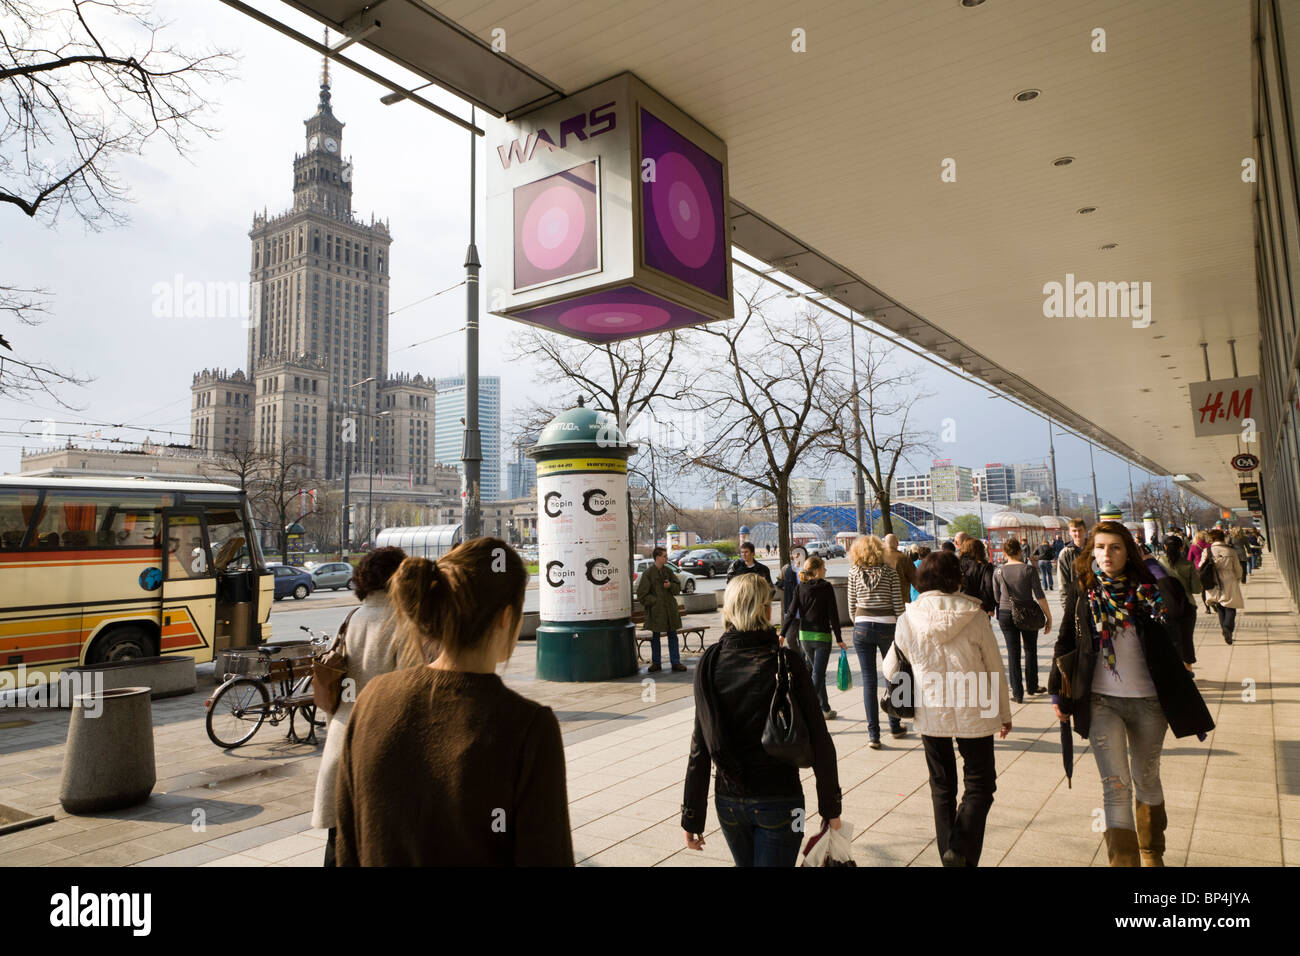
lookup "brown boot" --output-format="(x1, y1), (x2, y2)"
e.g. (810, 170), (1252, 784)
(1136, 801), (1167, 867)
(1104, 828), (1141, 866)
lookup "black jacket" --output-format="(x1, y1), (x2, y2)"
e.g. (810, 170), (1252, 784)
(1049, 587), (1214, 740)
(727, 558), (773, 587)
(783, 577), (842, 642)
(959, 556), (996, 613)
(681, 628), (841, 831)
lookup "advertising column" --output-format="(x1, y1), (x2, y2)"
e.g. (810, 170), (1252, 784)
(528, 404), (637, 681)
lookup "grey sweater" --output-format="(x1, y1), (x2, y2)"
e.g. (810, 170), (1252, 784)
(847, 564), (905, 618)
(993, 561), (1044, 613)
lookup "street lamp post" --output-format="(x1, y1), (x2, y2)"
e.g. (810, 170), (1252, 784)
(1088, 441), (1100, 522)
(366, 409), (392, 549)
(462, 105), (483, 539)
(342, 376), (375, 559)
(850, 317), (867, 534)
(1047, 418), (1061, 516)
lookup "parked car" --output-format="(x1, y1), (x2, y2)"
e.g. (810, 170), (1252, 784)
(632, 559), (698, 594)
(269, 564), (314, 601)
(668, 548), (691, 564)
(826, 543), (846, 558)
(804, 540), (831, 558)
(675, 548), (732, 579)
(310, 561), (354, 591)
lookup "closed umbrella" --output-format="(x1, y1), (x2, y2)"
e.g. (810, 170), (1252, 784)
(1060, 719), (1074, 788)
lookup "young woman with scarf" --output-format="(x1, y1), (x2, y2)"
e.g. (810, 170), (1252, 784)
(1049, 521), (1213, 867)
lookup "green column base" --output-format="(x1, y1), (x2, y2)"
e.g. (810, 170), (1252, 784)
(536, 620), (637, 682)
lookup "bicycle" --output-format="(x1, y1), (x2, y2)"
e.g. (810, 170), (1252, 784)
(205, 626), (331, 749)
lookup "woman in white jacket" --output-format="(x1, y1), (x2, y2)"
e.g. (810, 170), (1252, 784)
(1201, 528), (1245, 644)
(884, 551), (1012, 867)
(312, 546), (407, 865)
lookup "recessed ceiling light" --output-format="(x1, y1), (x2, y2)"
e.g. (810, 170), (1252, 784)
(1160, 354), (1171, 358)
(1015, 89), (1041, 103)
(1077, 206), (1097, 214)
(1140, 388), (1151, 392)
(1167, 365), (1177, 369)
(961, 0), (986, 6)
(1099, 242), (1118, 250)
(1053, 156), (1075, 167)
(1153, 334), (1165, 339)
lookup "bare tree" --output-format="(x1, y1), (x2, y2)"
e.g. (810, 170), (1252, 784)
(682, 283), (847, 570)
(209, 436), (265, 496)
(820, 332), (936, 536)
(1, 0), (235, 401)
(506, 325), (700, 572)
(253, 440), (311, 560)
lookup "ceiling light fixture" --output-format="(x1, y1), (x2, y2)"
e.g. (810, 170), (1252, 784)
(1053, 156), (1074, 167)
(1015, 89), (1041, 103)
(1099, 242), (1118, 251)
(1077, 206), (1097, 215)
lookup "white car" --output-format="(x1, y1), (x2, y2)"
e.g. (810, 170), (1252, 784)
(632, 559), (698, 594)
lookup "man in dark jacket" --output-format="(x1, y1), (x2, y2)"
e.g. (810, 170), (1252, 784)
(728, 542), (774, 591)
(636, 547), (686, 673)
(1034, 540), (1057, 590)
(777, 546), (808, 641)
(1056, 518), (1088, 609)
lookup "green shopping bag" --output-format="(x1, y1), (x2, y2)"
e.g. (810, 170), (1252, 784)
(836, 647), (852, 692)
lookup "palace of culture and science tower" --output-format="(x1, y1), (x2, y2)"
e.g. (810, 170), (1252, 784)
(189, 65), (448, 491)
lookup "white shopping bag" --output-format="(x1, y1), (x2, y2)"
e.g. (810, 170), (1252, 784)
(800, 818), (856, 867)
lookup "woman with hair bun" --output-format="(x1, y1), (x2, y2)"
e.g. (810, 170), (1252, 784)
(335, 537), (574, 866)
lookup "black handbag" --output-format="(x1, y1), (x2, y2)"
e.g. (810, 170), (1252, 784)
(762, 647), (814, 767)
(881, 646), (915, 719)
(999, 567), (1046, 630)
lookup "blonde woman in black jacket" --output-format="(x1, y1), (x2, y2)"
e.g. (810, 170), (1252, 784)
(683, 573), (841, 866)
(782, 555), (845, 719)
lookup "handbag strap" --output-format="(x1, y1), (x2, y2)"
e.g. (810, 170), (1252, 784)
(332, 606), (359, 654)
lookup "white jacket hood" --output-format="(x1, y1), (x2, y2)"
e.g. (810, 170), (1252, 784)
(903, 590), (987, 645)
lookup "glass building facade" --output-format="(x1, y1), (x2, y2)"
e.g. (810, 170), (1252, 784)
(433, 375), (502, 502)
(1254, 0), (1300, 602)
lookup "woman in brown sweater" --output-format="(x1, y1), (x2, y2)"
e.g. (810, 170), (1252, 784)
(335, 537), (574, 866)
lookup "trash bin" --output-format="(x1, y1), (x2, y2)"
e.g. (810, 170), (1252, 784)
(59, 686), (156, 814)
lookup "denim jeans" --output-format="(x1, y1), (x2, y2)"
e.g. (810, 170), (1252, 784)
(1039, 561), (1054, 590)
(853, 622), (901, 739)
(922, 735), (996, 866)
(1215, 605), (1237, 634)
(714, 794), (805, 867)
(800, 639), (832, 712)
(1088, 694), (1167, 831)
(996, 610), (1039, 699)
(649, 630), (680, 666)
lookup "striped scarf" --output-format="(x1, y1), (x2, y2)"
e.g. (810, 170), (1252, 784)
(1087, 570), (1167, 680)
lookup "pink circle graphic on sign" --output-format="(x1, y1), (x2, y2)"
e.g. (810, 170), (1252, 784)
(521, 185), (586, 270)
(650, 152), (715, 268)
(557, 301), (672, 335)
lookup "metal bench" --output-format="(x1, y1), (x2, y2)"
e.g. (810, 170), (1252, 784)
(630, 608), (707, 662)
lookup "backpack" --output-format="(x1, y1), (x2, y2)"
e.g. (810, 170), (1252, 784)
(1197, 552), (1219, 591)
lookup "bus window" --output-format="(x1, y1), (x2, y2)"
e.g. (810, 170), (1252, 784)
(206, 508), (252, 571)
(105, 509), (162, 548)
(0, 489), (41, 549)
(166, 514), (209, 579)
(28, 493), (153, 549)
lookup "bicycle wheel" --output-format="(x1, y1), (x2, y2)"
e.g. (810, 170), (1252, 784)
(290, 702), (322, 742)
(206, 678), (270, 748)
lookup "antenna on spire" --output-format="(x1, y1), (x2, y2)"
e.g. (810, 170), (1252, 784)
(321, 28), (330, 88)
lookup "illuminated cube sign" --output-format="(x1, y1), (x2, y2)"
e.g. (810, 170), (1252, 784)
(486, 73), (732, 343)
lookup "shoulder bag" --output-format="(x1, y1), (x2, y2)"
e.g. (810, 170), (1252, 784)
(761, 646), (814, 767)
(881, 645), (915, 720)
(1000, 566), (1046, 631)
(312, 606), (358, 713)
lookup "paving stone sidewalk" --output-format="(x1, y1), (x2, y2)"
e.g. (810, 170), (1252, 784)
(1, 566), (1297, 867)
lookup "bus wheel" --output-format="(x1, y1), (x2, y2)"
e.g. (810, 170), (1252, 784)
(89, 626), (155, 664)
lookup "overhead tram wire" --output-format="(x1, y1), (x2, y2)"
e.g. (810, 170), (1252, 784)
(729, 255), (1152, 478)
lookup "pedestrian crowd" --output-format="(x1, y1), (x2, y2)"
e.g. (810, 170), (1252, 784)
(307, 519), (1261, 867)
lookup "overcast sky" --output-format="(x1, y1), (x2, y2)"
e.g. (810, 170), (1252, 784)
(0, 0), (1175, 511)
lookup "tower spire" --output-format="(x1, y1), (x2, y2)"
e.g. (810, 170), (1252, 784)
(318, 27), (332, 112)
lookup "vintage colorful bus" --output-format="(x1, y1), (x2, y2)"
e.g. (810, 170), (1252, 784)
(0, 476), (274, 685)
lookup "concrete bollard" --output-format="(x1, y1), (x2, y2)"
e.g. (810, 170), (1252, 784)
(59, 687), (156, 814)
(680, 591), (719, 615)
